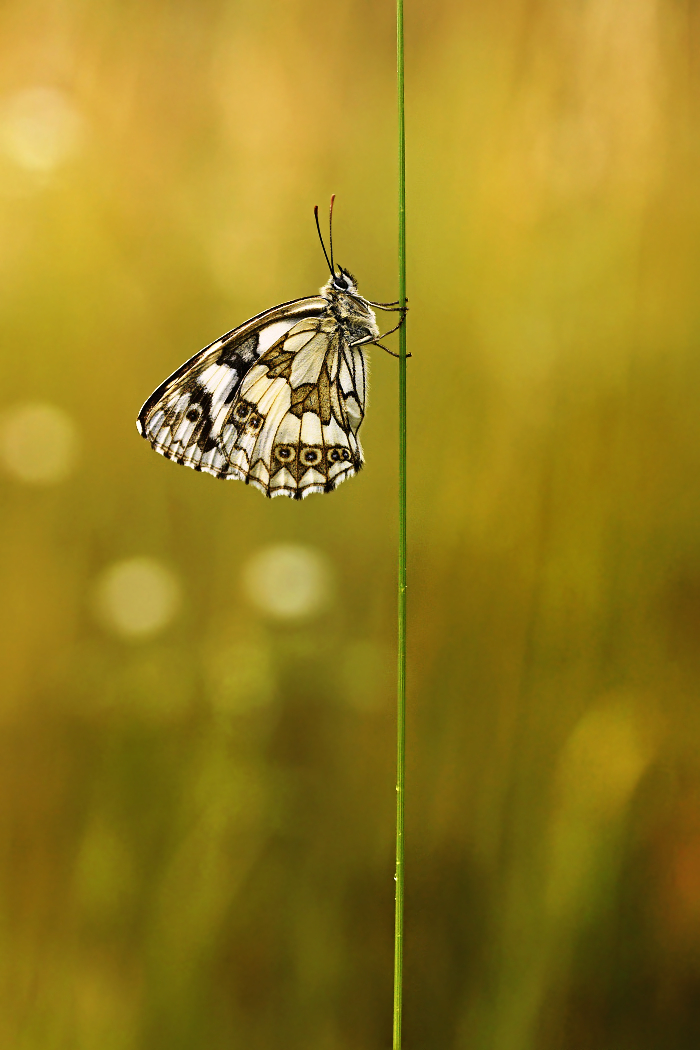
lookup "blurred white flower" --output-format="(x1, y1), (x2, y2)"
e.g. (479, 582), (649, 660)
(0, 402), (78, 483)
(94, 558), (181, 640)
(242, 543), (331, 620)
(0, 87), (84, 172)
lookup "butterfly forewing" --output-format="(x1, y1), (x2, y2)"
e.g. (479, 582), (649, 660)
(137, 297), (327, 480)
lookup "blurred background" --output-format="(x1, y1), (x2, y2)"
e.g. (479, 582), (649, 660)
(1, 0), (699, 1047)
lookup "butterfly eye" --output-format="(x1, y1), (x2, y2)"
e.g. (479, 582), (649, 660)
(275, 446), (296, 462)
(186, 406), (201, 422)
(302, 448), (322, 466)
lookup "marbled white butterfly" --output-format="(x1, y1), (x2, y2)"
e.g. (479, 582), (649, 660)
(137, 197), (405, 500)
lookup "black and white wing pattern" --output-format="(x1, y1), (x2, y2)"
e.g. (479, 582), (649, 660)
(137, 296), (371, 499)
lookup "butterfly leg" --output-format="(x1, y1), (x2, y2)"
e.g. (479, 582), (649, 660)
(350, 327), (412, 359)
(362, 300), (409, 348)
(366, 299), (409, 311)
(376, 315), (406, 340)
(377, 308), (410, 357)
(374, 342), (411, 360)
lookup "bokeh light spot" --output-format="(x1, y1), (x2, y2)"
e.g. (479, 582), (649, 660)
(242, 543), (331, 620)
(94, 558), (181, 640)
(0, 402), (79, 484)
(0, 87), (84, 172)
(558, 701), (653, 818)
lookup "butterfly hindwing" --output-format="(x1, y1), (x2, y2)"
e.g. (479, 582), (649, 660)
(223, 317), (367, 499)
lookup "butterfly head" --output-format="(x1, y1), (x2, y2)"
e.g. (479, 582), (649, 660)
(326, 266), (358, 296)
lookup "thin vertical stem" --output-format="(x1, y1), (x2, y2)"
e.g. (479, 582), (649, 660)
(393, 0), (407, 1047)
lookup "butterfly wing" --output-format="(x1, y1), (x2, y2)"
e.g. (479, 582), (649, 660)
(226, 315), (367, 499)
(136, 296), (328, 477)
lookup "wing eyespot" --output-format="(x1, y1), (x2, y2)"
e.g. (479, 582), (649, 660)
(186, 406), (202, 422)
(275, 445), (296, 463)
(234, 402), (251, 422)
(302, 448), (322, 466)
(326, 447), (352, 465)
(248, 412), (264, 432)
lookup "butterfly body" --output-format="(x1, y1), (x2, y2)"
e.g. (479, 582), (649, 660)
(137, 268), (380, 499)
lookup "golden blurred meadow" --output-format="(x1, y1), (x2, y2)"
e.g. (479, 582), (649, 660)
(1, 0), (700, 1047)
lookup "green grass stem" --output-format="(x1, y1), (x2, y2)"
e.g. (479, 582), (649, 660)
(393, 0), (407, 1047)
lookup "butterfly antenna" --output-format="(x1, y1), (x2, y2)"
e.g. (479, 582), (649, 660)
(314, 204), (334, 277)
(328, 193), (336, 275)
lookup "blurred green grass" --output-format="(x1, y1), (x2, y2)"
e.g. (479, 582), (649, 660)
(1, 1), (700, 1048)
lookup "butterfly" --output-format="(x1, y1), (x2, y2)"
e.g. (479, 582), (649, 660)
(136, 197), (406, 500)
